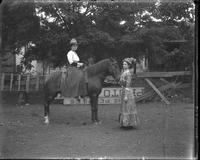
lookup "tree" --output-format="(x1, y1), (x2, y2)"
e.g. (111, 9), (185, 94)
(2, 1), (195, 71)
(2, 0), (40, 53)
(144, 2), (195, 71)
(1, 0), (40, 72)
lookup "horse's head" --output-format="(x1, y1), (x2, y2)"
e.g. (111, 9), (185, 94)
(108, 58), (121, 81)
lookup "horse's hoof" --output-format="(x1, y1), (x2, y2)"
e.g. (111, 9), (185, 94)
(92, 121), (97, 125)
(93, 120), (101, 125)
(97, 121), (102, 124)
(44, 117), (49, 124)
(44, 120), (49, 124)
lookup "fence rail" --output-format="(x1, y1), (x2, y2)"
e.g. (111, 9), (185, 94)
(1, 71), (192, 105)
(0, 71), (191, 92)
(1, 73), (48, 92)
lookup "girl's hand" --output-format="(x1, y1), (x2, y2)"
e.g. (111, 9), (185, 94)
(77, 62), (84, 67)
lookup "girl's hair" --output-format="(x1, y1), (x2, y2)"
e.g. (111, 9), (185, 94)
(123, 60), (133, 69)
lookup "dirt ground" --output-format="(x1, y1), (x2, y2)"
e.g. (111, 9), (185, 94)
(0, 101), (195, 159)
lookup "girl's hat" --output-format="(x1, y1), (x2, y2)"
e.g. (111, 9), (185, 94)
(70, 38), (78, 45)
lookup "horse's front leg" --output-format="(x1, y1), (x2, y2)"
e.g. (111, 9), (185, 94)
(90, 95), (100, 124)
(90, 96), (96, 123)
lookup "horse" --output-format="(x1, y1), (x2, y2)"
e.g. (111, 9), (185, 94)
(43, 58), (121, 124)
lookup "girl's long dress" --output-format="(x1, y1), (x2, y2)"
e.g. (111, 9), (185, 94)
(119, 70), (139, 128)
(61, 66), (87, 97)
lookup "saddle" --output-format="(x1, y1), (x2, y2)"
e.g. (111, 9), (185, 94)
(60, 66), (88, 97)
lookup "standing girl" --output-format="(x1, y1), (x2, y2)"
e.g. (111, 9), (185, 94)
(119, 57), (139, 128)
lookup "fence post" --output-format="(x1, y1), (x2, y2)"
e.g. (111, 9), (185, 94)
(192, 62), (195, 103)
(35, 75), (40, 91)
(9, 73), (13, 91)
(26, 74), (30, 93)
(18, 74), (21, 91)
(1, 73), (5, 91)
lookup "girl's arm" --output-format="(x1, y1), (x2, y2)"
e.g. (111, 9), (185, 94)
(125, 72), (132, 88)
(124, 72), (132, 102)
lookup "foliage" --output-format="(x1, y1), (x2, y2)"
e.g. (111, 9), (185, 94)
(2, 1), (195, 71)
(2, 0), (40, 54)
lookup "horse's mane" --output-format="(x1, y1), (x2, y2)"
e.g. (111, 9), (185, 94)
(45, 59), (111, 82)
(86, 59), (110, 76)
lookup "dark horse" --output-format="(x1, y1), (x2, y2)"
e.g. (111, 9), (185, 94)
(43, 58), (121, 124)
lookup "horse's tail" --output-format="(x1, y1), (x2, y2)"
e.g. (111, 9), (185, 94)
(42, 74), (49, 103)
(43, 71), (63, 93)
(42, 74), (48, 93)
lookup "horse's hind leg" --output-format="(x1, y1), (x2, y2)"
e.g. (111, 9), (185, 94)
(44, 93), (54, 124)
(44, 98), (50, 124)
(44, 91), (58, 124)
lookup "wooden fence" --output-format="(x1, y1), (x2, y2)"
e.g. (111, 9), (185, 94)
(1, 73), (48, 92)
(1, 71), (191, 92)
(1, 71), (192, 105)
